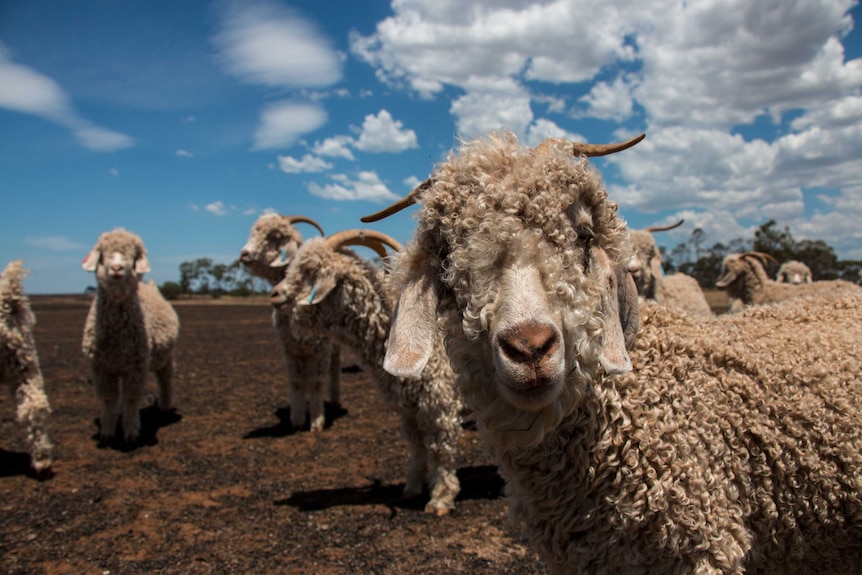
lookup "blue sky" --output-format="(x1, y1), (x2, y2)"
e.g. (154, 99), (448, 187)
(2, 0), (861, 294)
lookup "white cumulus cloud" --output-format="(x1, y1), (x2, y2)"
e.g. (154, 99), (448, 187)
(278, 153), (332, 173)
(213, 0), (342, 88)
(353, 109), (418, 152)
(308, 171), (400, 203)
(252, 101), (328, 150)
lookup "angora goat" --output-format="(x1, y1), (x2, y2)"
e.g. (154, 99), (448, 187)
(629, 220), (713, 317)
(271, 229), (463, 515)
(82, 228), (180, 444)
(716, 251), (860, 310)
(0, 261), (53, 473)
(366, 132), (862, 574)
(240, 213), (340, 432)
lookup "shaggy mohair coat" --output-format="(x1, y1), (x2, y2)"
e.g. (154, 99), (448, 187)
(630, 229), (712, 317)
(0, 261), (53, 473)
(383, 132), (862, 573)
(240, 213), (340, 432)
(272, 237), (463, 515)
(716, 252), (860, 309)
(82, 229), (179, 443)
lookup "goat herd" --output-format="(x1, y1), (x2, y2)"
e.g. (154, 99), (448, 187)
(3, 132), (862, 574)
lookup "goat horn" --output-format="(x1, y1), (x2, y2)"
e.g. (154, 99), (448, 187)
(360, 179), (433, 223)
(744, 251), (778, 264)
(645, 219), (684, 233)
(325, 229), (403, 259)
(287, 215), (325, 237)
(362, 134), (646, 223)
(564, 133), (646, 157)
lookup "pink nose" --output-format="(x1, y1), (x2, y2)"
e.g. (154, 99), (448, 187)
(497, 321), (560, 366)
(110, 264), (124, 274)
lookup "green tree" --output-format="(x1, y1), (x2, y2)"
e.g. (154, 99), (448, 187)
(793, 239), (838, 280)
(752, 220), (794, 266)
(160, 281), (183, 300)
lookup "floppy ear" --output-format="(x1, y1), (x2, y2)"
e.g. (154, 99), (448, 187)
(268, 240), (299, 268)
(383, 259), (439, 379)
(649, 249), (664, 280)
(294, 267), (338, 306)
(82, 249), (100, 271)
(618, 268), (640, 351)
(134, 253), (151, 275)
(592, 249), (634, 375)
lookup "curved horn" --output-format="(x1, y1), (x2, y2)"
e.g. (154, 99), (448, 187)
(568, 133), (646, 157)
(325, 229), (403, 259)
(645, 219), (684, 233)
(743, 251), (778, 265)
(360, 178), (433, 223)
(287, 215), (325, 237)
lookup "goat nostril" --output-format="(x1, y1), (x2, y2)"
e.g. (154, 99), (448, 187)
(497, 322), (559, 364)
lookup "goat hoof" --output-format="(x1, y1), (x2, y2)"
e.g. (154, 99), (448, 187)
(424, 503), (452, 516)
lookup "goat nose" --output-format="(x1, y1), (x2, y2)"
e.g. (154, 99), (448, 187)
(497, 321), (560, 365)
(110, 264), (123, 273)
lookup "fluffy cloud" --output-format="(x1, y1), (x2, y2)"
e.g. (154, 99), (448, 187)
(308, 171), (399, 203)
(278, 153), (332, 173)
(353, 109), (418, 152)
(205, 201), (229, 216)
(213, 0), (342, 88)
(0, 43), (133, 152)
(252, 101), (328, 150)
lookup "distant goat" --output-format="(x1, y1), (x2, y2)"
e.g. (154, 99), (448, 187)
(240, 213), (340, 432)
(271, 229), (463, 515)
(82, 228), (180, 443)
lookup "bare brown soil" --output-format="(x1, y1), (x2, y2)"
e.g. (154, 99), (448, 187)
(1, 296), (543, 575)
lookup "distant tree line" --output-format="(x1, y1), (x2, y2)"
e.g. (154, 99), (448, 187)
(159, 258), (270, 300)
(661, 220), (862, 288)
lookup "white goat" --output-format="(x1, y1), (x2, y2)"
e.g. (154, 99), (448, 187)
(775, 259), (812, 284)
(270, 229), (464, 516)
(82, 228), (179, 444)
(239, 213), (340, 432)
(0, 261), (53, 473)
(368, 131), (862, 574)
(629, 220), (712, 316)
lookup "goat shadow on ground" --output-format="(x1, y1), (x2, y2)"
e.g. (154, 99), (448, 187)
(242, 402), (349, 439)
(92, 404), (182, 452)
(275, 465), (505, 516)
(0, 448), (53, 480)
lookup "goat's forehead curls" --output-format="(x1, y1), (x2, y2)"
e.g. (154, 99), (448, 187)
(95, 229), (146, 255)
(411, 132), (632, 262)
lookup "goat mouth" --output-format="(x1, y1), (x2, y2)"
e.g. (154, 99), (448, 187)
(499, 376), (562, 410)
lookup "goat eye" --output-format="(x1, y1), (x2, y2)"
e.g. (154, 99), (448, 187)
(575, 225), (595, 246)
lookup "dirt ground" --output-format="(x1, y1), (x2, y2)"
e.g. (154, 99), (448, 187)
(0, 296), (544, 575)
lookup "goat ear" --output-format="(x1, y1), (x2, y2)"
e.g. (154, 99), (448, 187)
(134, 253), (151, 275)
(268, 240), (299, 268)
(715, 267), (736, 288)
(593, 250), (634, 375)
(619, 269), (640, 351)
(295, 268), (338, 306)
(649, 251), (664, 280)
(82, 250), (100, 272)
(383, 263), (438, 379)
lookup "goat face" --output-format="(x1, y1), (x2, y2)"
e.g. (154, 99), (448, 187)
(82, 229), (150, 300)
(383, 135), (638, 422)
(240, 214), (303, 277)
